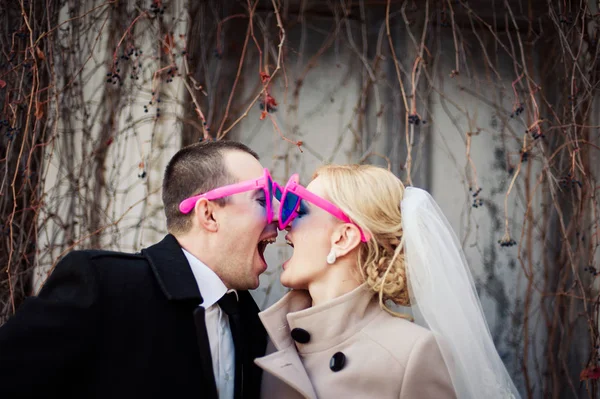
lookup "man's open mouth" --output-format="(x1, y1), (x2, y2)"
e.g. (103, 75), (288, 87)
(258, 237), (276, 261)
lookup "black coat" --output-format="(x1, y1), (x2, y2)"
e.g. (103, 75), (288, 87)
(0, 234), (267, 399)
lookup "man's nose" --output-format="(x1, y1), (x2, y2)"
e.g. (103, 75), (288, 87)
(271, 196), (280, 224)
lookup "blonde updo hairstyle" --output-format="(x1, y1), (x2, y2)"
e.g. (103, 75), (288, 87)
(312, 164), (411, 315)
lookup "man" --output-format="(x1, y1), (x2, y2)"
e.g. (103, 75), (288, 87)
(0, 140), (278, 399)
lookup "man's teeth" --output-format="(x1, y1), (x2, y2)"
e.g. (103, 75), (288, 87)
(260, 238), (276, 245)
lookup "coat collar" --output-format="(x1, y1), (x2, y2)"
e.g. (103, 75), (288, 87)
(141, 234), (202, 301)
(254, 284), (380, 399)
(261, 283), (379, 354)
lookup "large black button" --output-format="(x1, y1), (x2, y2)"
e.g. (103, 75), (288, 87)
(329, 352), (346, 372)
(290, 328), (311, 344)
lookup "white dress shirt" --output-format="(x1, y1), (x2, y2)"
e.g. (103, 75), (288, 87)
(182, 249), (235, 399)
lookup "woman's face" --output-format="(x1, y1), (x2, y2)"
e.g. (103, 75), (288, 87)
(280, 176), (338, 289)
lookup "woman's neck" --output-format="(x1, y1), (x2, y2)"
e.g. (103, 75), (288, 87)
(307, 262), (362, 307)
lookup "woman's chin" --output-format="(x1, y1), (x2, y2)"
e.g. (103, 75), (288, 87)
(279, 271), (293, 288)
(279, 267), (300, 289)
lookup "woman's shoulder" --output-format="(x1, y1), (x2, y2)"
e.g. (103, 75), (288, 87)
(361, 308), (436, 363)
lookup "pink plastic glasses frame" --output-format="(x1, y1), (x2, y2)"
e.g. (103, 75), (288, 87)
(275, 174), (371, 242)
(179, 168), (275, 223)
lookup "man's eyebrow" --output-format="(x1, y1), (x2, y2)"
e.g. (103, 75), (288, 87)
(252, 188), (264, 197)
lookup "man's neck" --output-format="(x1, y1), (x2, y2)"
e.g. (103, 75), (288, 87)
(174, 233), (220, 275)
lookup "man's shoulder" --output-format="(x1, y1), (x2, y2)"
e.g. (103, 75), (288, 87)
(57, 248), (150, 276)
(61, 248), (145, 263)
(87, 249), (145, 261)
(55, 249), (158, 296)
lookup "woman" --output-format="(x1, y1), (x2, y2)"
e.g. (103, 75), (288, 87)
(255, 164), (520, 399)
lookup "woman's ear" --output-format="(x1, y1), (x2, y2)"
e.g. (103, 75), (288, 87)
(330, 223), (362, 258)
(194, 198), (219, 232)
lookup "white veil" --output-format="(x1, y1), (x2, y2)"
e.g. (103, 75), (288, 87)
(401, 187), (520, 399)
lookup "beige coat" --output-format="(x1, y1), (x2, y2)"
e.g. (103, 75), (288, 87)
(254, 284), (457, 399)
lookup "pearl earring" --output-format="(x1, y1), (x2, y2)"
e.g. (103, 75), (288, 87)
(326, 249), (337, 265)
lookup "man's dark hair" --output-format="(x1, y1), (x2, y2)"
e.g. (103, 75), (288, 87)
(162, 140), (259, 234)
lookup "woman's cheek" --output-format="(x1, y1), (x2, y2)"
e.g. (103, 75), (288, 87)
(291, 214), (309, 229)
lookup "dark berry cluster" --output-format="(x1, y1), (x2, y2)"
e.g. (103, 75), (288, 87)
(14, 31), (28, 39)
(202, 120), (211, 134)
(440, 12), (450, 27)
(259, 93), (278, 116)
(144, 92), (164, 119)
(127, 49), (143, 81)
(559, 14), (573, 25)
(150, 1), (165, 15)
(121, 48), (143, 61)
(520, 149), (529, 162)
(527, 126), (544, 140)
(164, 66), (178, 83)
(469, 187), (483, 208)
(559, 173), (582, 189)
(107, 47), (144, 86)
(3, 121), (20, 141)
(106, 71), (122, 86)
(584, 266), (598, 276)
(408, 114), (426, 126)
(510, 104), (524, 118)
(259, 100), (276, 113)
(138, 170), (147, 179)
(470, 187), (482, 196)
(0, 224), (9, 236)
(498, 237), (517, 247)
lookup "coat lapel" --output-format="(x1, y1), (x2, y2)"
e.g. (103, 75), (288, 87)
(193, 307), (218, 397)
(238, 291), (268, 398)
(141, 234), (201, 301)
(254, 290), (317, 399)
(142, 234), (217, 398)
(254, 345), (317, 399)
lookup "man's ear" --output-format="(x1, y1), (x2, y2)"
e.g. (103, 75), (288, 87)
(330, 223), (362, 258)
(194, 198), (219, 232)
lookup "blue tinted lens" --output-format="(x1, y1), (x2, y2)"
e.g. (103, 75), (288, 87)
(267, 177), (273, 201)
(282, 192), (300, 222)
(274, 185), (282, 201)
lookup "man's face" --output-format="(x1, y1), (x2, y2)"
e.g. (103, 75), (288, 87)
(213, 151), (278, 290)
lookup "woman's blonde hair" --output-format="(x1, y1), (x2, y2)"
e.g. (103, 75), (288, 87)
(312, 164), (411, 315)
